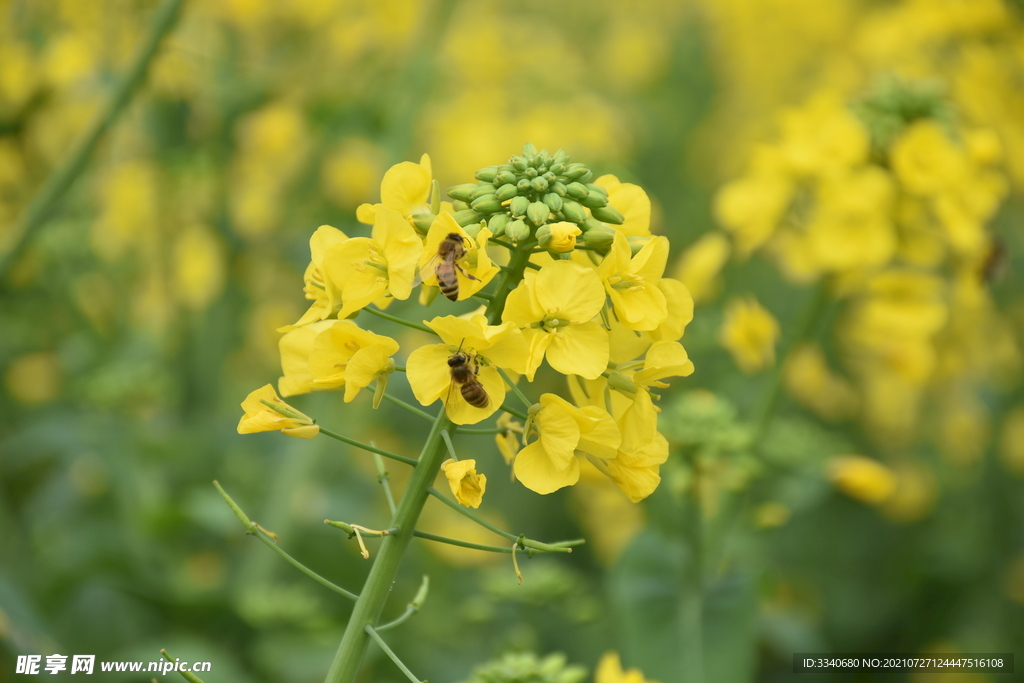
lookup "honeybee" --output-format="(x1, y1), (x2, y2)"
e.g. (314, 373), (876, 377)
(448, 343), (489, 409)
(417, 232), (480, 301)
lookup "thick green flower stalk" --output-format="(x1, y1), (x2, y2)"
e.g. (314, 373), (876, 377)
(227, 144), (696, 683)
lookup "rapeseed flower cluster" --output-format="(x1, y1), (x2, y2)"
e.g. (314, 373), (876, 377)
(239, 145), (695, 504)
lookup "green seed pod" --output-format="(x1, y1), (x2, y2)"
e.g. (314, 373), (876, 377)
(506, 219), (530, 244)
(495, 183), (518, 201)
(411, 212), (435, 234)
(580, 191), (609, 208)
(543, 192), (563, 211)
(580, 224), (615, 252)
(512, 156), (528, 172)
(566, 182), (589, 199)
(553, 149), (570, 165)
(522, 142), (539, 157)
(453, 209), (482, 226)
(551, 181), (567, 196)
(580, 217), (603, 233)
(591, 204), (624, 224)
(470, 196), (503, 214)
(475, 167), (498, 182)
(561, 200), (586, 223)
(452, 200), (469, 211)
(488, 213), (511, 237)
(496, 170), (517, 185)
(564, 163), (589, 180)
(548, 162), (565, 175)
(531, 176), (549, 192)
(448, 183), (478, 202)
(517, 178), (532, 193)
(526, 201), (551, 226)
(509, 196), (530, 217)
(470, 184), (496, 201)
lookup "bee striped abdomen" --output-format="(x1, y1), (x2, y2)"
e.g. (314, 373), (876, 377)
(437, 264), (460, 301)
(460, 381), (489, 408)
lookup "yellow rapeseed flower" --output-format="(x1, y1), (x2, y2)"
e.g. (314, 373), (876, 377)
(281, 225), (349, 330)
(547, 221), (582, 252)
(600, 432), (669, 503)
(594, 175), (652, 237)
(417, 213), (500, 300)
(278, 320), (398, 401)
(719, 296), (780, 373)
(442, 459), (487, 508)
(595, 652), (659, 683)
(238, 385), (319, 439)
(513, 394), (620, 495)
(598, 233), (669, 331)
(502, 260), (609, 380)
(325, 206), (422, 318)
(356, 153), (434, 225)
(406, 315), (528, 425)
(827, 455), (897, 505)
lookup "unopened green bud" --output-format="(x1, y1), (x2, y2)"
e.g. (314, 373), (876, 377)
(475, 167), (498, 182)
(580, 217), (603, 233)
(510, 196), (530, 217)
(523, 142), (539, 157)
(517, 178), (532, 193)
(580, 224), (615, 252)
(535, 224), (553, 248)
(580, 191), (609, 208)
(506, 219), (530, 244)
(564, 163), (589, 180)
(448, 183), (478, 202)
(543, 171), (556, 182)
(470, 196), (503, 214)
(512, 156), (528, 171)
(566, 182), (589, 199)
(452, 200), (469, 211)
(586, 183), (608, 197)
(463, 221), (484, 240)
(537, 149), (551, 165)
(627, 235), (651, 255)
(553, 149), (570, 165)
(527, 201), (551, 226)
(411, 212), (435, 234)
(495, 183), (518, 201)
(497, 163), (515, 173)
(549, 162), (565, 175)
(551, 181), (567, 196)
(488, 213), (511, 237)
(543, 193), (563, 211)
(453, 209), (482, 226)
(496, 170), (517, 185)
(525, 167), (538, 178)
(531, 176), (549, 192)
(577, 169), (594, 183)
(591, 205), (624, 224)
(470, 184), (496, 201)
(561, 200), (586, 222)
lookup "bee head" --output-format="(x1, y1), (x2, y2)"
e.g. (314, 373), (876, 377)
(448, 353), (467, 367)
(446, 232), (464, 244)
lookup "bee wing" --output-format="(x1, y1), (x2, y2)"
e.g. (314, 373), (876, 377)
(413, 253), (443, 288)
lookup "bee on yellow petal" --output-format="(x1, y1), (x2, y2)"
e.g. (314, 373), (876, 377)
(442, 459), (487, 508)
(237, 385), (319, 439)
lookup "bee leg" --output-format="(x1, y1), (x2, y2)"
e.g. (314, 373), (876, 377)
(456, 263), (481, 282)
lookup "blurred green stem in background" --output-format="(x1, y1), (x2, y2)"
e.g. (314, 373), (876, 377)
(159, 649), (205, 683)
(681, 453), (705, 683)
(751, 280), (831, 444)
(0, 0), (186, 282)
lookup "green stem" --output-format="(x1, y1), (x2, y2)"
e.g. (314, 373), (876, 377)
(160, 649), (205, 683)
(363, 306), (435, 334)
(323, 411), (453, 683)
(372, 453), (397, 516)
(498, 367), (532, 409)
(364, 626), (424, 683)
(681, 454), (704, 683)
(751, 281), (830, 444)
(484, 241), (535, 326)
(440, 429), (458, 461)
(455, 427), (504, 435)
(381, 391), (435, 422)
(319, 427), (418, 467)
(0, 0), (186, 281)
(377, 575), (429, 633)
(500, 404), (528, 421)
(413, 529), (515, 553)
(428, 485), (516, 541)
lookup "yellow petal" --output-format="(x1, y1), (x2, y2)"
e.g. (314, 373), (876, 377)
(596, 177), (652, 237)
(356, 203), (378, 225)
(344, 344), (394, 403)
(380, 160), (431, 217)
(374, 206), (422, 300)
(278, 321), (333, 396)
(407, 344), (453, 406)
(442, 458), (487, 508)
(513, 440), (580, 495)
(619, 390), (659, 455)
(649, 278), (694, 342)
(534, 261), (605, 322)
(546, 321), (609, 379)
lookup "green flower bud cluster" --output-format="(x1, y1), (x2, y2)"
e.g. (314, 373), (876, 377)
(460, 652), (587, 683)
(447, 143), (625, 248)
(851, 76), (953, 157)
